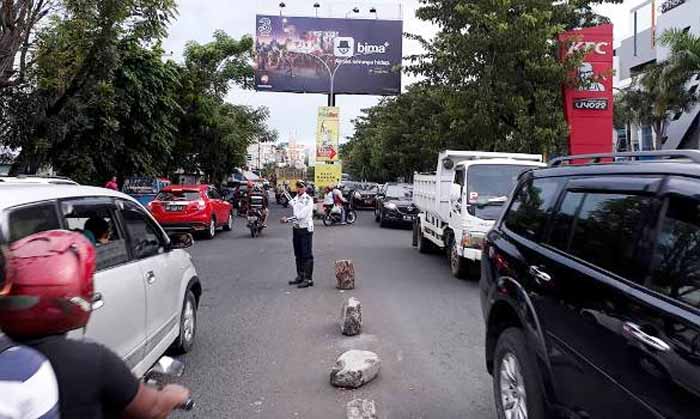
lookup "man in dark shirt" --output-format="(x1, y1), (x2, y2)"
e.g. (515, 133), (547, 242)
(0, 230), (190, 419)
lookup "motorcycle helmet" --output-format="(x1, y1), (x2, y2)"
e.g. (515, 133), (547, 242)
(0, 230), (96, 339)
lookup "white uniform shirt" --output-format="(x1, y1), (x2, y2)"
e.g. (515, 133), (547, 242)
(323, 192), (334, 206)
(292, 192), (315, 232)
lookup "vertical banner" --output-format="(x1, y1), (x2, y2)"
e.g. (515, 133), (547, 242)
(315, 163), (342, 189)
(559, 24), (614, 156)
(316, 106), (340, 163)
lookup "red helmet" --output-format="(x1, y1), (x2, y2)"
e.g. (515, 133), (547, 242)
(0, 230), (96, 339)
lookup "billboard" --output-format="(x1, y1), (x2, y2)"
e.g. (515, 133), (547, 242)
(255, 15), (402, 95)
(316, 106), (340, 162)
(315, 163), (342, 189)
(559, 24), (614, 156)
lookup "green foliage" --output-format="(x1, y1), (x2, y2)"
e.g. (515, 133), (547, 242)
(345, 0), (620, 181)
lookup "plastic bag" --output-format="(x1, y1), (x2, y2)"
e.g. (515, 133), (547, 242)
(331, 204), (342, 215)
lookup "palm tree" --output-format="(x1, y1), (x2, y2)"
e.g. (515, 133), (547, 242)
(660, 29), (700, 74)
(617, 61), (696, 150)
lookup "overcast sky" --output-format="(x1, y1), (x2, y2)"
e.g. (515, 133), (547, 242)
(164, 0), (639, 147)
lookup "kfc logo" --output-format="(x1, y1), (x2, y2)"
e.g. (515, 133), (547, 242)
(568, 41), (610, 55)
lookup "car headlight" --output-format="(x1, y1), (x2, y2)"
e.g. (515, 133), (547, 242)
(384, 203), (397, 210)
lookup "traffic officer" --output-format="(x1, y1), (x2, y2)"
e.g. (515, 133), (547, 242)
(282, 180), (315, 288)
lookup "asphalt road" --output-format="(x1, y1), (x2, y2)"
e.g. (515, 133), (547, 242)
(174, 202), (494, 419)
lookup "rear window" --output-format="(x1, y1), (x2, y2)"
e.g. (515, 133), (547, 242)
(155, 191), (200, 201)
(467, 165), (533, 220)
(385, 185), (412, 200)
(8, 203), (62, 243)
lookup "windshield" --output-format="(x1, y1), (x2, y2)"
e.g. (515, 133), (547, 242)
(385, 185), (413, 200)
(155, 191), (201, 202)
(466, 165), (533, 220)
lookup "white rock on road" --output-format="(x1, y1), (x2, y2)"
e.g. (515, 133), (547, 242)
(346, 399), (377, 419)
(340, 297), (362, 336)
(330, 350), (381, 389)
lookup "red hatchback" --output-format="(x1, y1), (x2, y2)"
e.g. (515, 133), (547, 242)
(148, 184), (233, 239)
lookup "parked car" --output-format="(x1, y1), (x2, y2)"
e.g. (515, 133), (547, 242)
(352, 182), (380, 209)
(0, 184), (202, 378)
(0, 175), (78, 185)
(480, 150), (700, 419)
(375, 183), (417, 227)
(148, 184), (233, 239)
(122, 176), (171, 206)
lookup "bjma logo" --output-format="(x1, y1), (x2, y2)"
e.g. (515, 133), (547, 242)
(357, 42), (390, 55)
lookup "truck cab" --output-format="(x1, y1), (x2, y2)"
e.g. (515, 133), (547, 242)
(413, 151), (546, 278)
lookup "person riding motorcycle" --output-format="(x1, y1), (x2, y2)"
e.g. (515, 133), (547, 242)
(0, 230), (191, 418)
(246, 181), (269, 227)
(332, 184), (348, 224)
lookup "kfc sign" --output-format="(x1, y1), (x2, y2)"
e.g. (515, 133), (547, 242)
(567, 41), (610, 56)
(574, 98), (609, 111)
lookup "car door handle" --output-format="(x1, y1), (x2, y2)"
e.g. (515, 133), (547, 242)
(145, 270), (157, 284)
(91, 293), (104, 311)
(528, 266), (552, 283)
(623, 322), (671, 352)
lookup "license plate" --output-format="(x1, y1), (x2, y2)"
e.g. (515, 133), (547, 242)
(166, 205), (184, 212)
(403, 215), (414, 221)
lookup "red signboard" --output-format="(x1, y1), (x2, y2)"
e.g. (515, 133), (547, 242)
(559, 24), (614, 156)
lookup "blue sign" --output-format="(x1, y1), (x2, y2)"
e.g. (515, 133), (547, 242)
(255, 15), (403, 96)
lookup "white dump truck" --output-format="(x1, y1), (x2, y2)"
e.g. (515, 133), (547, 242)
(412, 150), (546, 278)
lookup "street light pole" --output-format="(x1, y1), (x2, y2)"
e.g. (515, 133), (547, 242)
(290, 51), (352, 106)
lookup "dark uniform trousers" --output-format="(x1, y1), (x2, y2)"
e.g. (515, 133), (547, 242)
(292, 227), (314, 280)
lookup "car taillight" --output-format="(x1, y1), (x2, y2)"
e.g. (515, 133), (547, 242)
(197, 199), (206, 210)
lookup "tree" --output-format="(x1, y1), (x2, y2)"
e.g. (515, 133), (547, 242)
(616, 61), (696, 149)
(660, 29), (700, 74)
(0, 0), (56, 88)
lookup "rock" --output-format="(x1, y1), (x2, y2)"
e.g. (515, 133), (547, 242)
(330, 350), (380, 389)
(340, 297), (362, 336)
(336, 260), (356, 289)
(346, 399), (377, 419)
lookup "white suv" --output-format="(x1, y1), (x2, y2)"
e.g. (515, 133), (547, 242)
(0, 184), (201, 377)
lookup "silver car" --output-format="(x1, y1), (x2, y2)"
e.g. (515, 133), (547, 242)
(0, 184), (202, 377)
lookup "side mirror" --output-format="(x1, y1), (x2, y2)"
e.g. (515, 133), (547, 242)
(168, 232), (194, 250)
(152, 356), (185, 377)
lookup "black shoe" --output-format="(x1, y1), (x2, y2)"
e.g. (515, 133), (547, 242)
(297, 280), (312, 288)
(289, 276), (303, 285)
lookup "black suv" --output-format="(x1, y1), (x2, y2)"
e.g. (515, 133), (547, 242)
(480, 151), (700, 419)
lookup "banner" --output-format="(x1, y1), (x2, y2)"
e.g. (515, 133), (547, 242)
(316, 106), (340, 163)
(315, 164), (342, 189)
(255, 15), (402, 95)
(559, 24), (614, 156)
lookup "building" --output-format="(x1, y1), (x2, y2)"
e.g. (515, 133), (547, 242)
(616, 0), (700, 150)
(246, 142), (277, 170)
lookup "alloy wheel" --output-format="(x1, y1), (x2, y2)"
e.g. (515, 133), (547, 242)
(499, 353), (528, 419)
(209, 219), (216, 237)
(182, 299), (195, 343)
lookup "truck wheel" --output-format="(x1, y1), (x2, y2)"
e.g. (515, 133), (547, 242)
(450, 242), (470, 279)
(417, 225), (435, 254)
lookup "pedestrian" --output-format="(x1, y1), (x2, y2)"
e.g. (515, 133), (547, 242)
(281, 180), (315, 288)
(104, 176), (118, 191)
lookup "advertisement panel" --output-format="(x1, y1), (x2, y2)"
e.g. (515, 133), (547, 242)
(316, 106), (340, 162)
(255, 15), (402, 95)
(315, 164), (342, 189)
(559, 24), (614, 156)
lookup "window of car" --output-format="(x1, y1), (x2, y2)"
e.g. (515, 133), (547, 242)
(207, 188), (221, 200)
(647, 195), (700, 308)
(385, 185), (412, 200)
(7, 202), (62, 243)
(503, 177), (562, 242)
(60, 198), (129, 271)
(155, 190), (200, 202)
(547, 191), (653, 281)
(119, 201), (164, 259)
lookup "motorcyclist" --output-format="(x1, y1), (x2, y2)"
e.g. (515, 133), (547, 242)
(332, 184), (348, 225)
(0, 243), (60, 419)
(323, 186), (334, 213)
(0, 230), (191, 418)
(246, 181), (269, 227)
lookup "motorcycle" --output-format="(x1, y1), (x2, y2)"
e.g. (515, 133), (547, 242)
(278, 189), (293, 208)
(322, 200), (357, 226)
(247, 208), (266, 238)
(144, 356), (195, 411)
